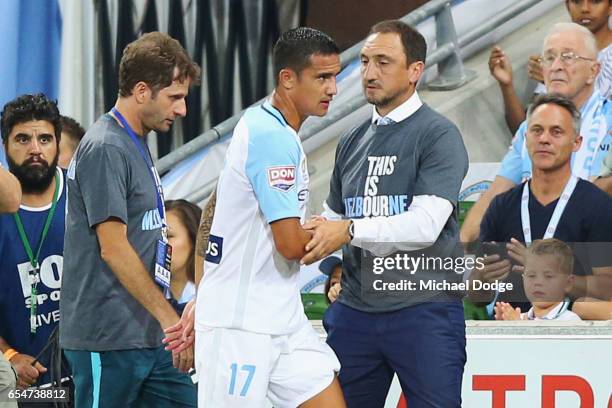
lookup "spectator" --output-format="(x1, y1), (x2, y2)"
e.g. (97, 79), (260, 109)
(494, 239), (581, 321)
(469, 94), (612, 311)
(567, 0), (612, 99)
(572, 297), (612, 319)
(491, 0), (612, 134)
(319, 255), (342, 303)
(164, 199), (201, 314)
(57, 116), (85, 169)
(0, 94), (71, 397)
(301, 20), (468, 407)
(59, 32), (200, 408)
(0, 165), (21, 213)
(594, 148), (612, 194)
(462, 23), (611, 244)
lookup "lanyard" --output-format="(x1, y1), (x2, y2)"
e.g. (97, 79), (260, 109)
(520, 175), (578, 244)
(111, 108), (168, 240)
(13, 171), (60, 333)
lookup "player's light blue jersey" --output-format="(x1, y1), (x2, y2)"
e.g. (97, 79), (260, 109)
(498, 90), (612, 183)
(196, 101), (310, 335)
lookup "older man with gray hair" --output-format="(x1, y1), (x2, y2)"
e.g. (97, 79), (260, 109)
(462, 22), (612, 244)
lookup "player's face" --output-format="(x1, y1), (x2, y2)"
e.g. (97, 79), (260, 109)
(542, 31), (599, 101)
(360, 32), (419, 112)
(566, 0), (611, 34)
(5, 120), (59, 193)
(523, 254), (573, 308)
(142, 68), (190, 133)
(167, 210), (192, 277)
(526, 103), (582, 172)
(292, 53), (341, 118)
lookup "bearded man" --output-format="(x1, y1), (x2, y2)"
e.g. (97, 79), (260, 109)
(0, 94), (71, 404)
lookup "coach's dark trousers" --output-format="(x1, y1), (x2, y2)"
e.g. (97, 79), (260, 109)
(323, 300), (466, 408)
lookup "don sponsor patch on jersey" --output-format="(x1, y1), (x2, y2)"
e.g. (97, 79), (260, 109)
(267, 165), (296, 192)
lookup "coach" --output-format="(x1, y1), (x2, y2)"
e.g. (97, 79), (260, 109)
(301, 20), (468, 408)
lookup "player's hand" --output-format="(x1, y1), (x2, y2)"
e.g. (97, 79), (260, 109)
(173, 344), (194, 373)
(163, 299), (195, 354)
(527, 55), (544, 83)
(328, 282), (342, 303)
(10, 353), (47, 389)
(488, 46), (513, 86)
(494, 302), (522, 320)
(507, 238), (526, 274)
(473, 254), (512, 283)
(301, 220), (351, 265)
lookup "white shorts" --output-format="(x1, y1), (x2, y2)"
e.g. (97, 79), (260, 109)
(195, 320), (340, 408)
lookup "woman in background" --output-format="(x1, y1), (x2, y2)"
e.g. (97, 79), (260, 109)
(165, 199), (202, 314)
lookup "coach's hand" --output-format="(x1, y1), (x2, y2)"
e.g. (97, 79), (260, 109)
(10, 353), (47, 388)
(301, 220), (351, 265)
(163, 299), (195, 354)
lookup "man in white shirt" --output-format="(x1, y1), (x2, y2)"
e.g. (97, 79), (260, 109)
(301, 20), (469, 408)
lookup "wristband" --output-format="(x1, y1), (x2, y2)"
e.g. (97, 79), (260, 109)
(3, 348), (19, 361)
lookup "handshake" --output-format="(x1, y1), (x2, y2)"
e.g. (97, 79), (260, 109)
(161, 216), (353, 367)
(299, 216), (352, 266)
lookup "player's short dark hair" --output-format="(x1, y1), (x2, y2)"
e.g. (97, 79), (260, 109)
(119, 31), (201, 97)
(527, 94), (581, 136)
(1, 93), (61, 144)
(164, 199), (202, 284)
(60, 115), (86, 144)
(272, 27), (339, 84)
(369, 20), (427, 66)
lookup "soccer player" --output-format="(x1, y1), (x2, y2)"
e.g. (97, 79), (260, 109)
(172, 27), (346, 408)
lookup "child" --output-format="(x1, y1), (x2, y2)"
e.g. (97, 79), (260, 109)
(495, 238), (581, 321)
(320, 255), (342, 303)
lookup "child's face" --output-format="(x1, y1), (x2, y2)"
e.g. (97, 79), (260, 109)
(523, 254), (574, 308)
